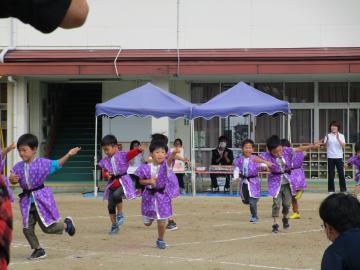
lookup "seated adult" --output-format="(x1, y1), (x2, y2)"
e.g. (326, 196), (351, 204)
(210, 136), (234, 192)
(320, 193), (360, 270)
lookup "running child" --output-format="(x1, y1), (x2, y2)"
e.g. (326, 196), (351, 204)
(134, 140), (180, 249)
(233, 139), (271, 223)
(10, 133), (79, 260)
(258, 135), (320, 233)
(345, 142), (360, 197)
(280, 139), (307, 219)
(98, 135), (143, 235)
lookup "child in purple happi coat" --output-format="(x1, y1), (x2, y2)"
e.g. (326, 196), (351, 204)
(233, 139), (271, 223)
(345, 142), (360, 197)
(135, 140), (181, 249)
(280, 139), (307, 220)
(0, 143), (16, 203)
(10, 134), (80, 260)
(258, 135), (320, 233)
(98, 135), (143, 235)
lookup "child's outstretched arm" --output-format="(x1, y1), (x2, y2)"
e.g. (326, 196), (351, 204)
(167, 148), (181, 168)
(293, 143), (321, 153)
(1, 143), (16, 157)
(252, 156), (273, 168)
(58, 147), (81, 166)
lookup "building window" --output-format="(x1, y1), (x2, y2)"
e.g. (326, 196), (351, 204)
(319, 82), (348, 103)
(350, 82), (360, 102)
(291, 109), (313, 143)
(285, 82), (314, 103)
(254, 83), (284, 100)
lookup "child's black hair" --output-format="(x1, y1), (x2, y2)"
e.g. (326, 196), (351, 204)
(151, 133), (168, 145)
(241, 139), (254, 148)
(266, 135), (281, 152)
(149, 140), (168, 153)
(174, 138), (183, 146)
(130, 140), (141, 150)
(218, 135), (228, 142)
(319, 193), (360, 233)
(17, 133), (38, 149)
(280, 138), (291, 147)
(355, 142), (360, 153)
(101, 135), (118, 147)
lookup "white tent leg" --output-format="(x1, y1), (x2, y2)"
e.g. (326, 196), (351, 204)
(190, 119), (196, 197)
(287, 114), (292, 143)
(94, 117), (98, 197)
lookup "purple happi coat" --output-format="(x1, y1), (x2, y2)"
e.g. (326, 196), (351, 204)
(260, 147), (295, 198)
(135, 162), (173, 220)
(0, 153), (14, 203)
(290, 151), (307, 192)
(234, 155), (262, 199)
(165, 150), (180, 199)
(348, 155), (360, 184)
(98, 151), (136, 201)
(12, 158), (60, 228)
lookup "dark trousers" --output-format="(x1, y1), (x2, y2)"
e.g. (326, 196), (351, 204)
(328, 158), (347, 192)
(108, 187), (124, 214)
(210, 174), (230, 189)
(176, 173), (185, 189)
(242, 183), (259, 218)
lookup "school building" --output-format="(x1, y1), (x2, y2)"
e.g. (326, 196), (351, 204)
(1, 0), (360, 184)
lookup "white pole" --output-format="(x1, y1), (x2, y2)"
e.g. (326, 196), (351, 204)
(190, 119), (196, 197)
(287, 114), (292, 143)
(94, 117), (98, 197)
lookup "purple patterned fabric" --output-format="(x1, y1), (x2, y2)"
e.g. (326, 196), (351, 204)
(98, 151), (136, 200)
(234, 155), (262, 199)
(260, 147), (295, 198)
(135, 162), (173, 219)
(165, 149), (180, 199)
(0, 153), (14, 203)
(12, 158), (60, 228)
(290, 151), (307, 192)
(348, 155), (360, 184)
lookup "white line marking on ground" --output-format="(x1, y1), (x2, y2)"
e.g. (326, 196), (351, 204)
(169, 229), (321, 247)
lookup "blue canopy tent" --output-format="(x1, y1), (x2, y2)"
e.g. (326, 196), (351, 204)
(190, 82), (291, 194)
(94, 83), (196, 196)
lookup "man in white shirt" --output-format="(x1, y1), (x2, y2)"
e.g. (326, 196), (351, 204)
(322, 121), (347, 193)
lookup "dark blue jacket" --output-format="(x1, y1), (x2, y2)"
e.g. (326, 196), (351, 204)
(321, 228), (360, 270)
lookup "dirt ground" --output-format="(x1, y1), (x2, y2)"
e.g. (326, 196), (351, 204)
(9, 193), (331, 270)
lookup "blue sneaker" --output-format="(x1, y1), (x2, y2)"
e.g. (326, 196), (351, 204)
(156, 239), (166, 249)
(64, 217), (76, 236)
(116, 214), (124, 226)
(109, 224), (119, 235)
(249, 216), (258, 223)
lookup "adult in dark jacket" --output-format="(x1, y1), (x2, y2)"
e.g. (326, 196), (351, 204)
(210, 136), (234, 192)
(320, 193), (360, 270)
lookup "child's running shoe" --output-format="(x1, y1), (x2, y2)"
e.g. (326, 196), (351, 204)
(166, 220), (178, 231)
(282, 218), (290, 229)
(116, 213), (125, 226)
(290, 212), (301, 219)
(156, 239), (167, 249)
(109, 223), (119, 235)
(272, 224), (280, 233)
(64, 217), (76, 236)
(295, 190), (304, 200)
(249, 216), (258, 223)
(28, 248), (47, 260)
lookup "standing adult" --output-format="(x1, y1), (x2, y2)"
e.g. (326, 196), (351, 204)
(210, 136), (234, 192)
(322, 121), (347, 193)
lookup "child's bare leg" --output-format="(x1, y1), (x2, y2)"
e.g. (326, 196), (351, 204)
(157, 220), (166, 240)
(292, 196), (299, 214)
(109, 214), (116, 224)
